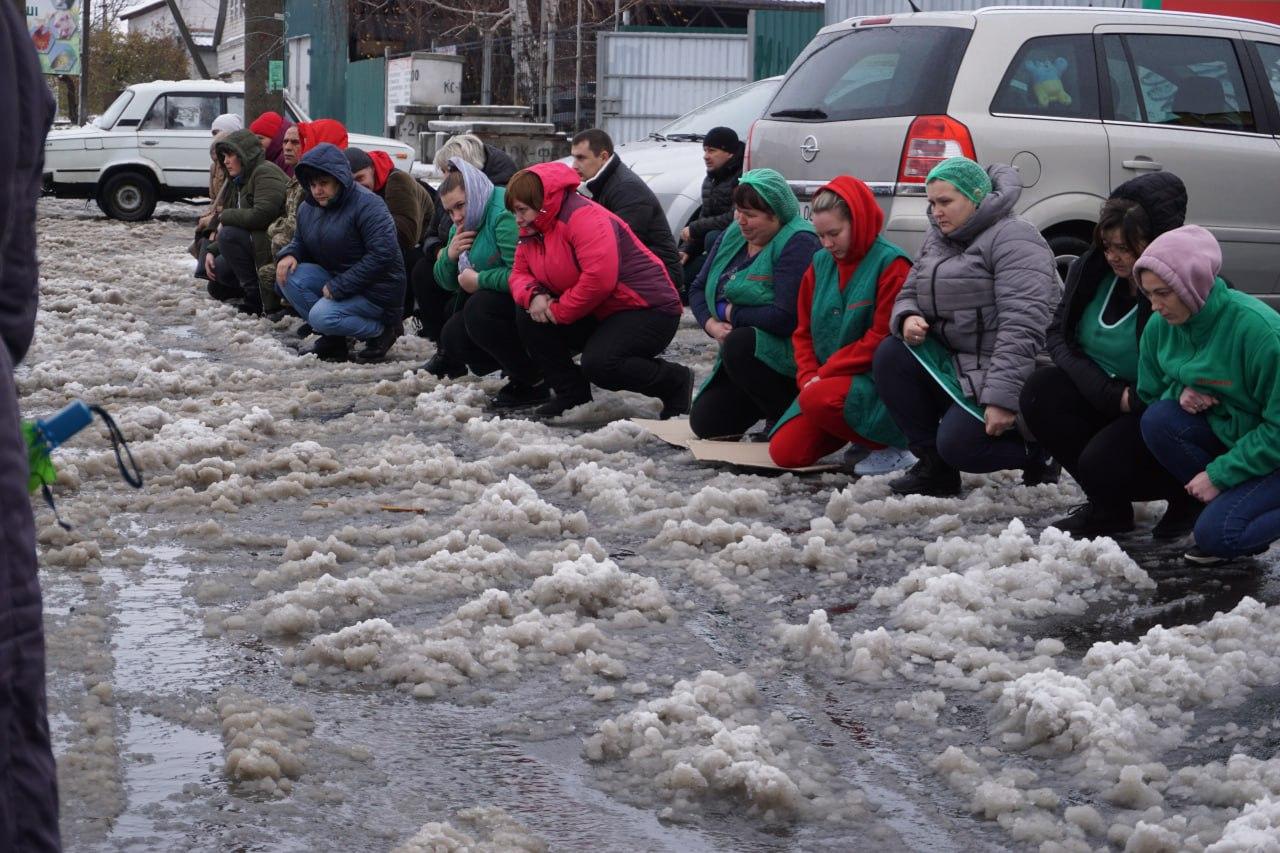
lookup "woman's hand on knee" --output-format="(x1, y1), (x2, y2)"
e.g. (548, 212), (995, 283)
(276, 255), (298, 285)
(1186, 471), (1219, 503)
(902, 315), (929, 345)
(984, 405), (1016, 437)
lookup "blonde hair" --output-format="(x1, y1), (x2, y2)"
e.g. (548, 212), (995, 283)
(433, 134), (486, 172)
(811, 189), (849, 220)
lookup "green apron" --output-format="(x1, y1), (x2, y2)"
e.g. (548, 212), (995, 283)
(1076, 273), (1139, 383)
(907, 336), (985, 422)
(695, 216), (817, 397)
(771, 238), (911, 447)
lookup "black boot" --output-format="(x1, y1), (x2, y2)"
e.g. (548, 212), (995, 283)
(354, 322), (403, 363)
(1050, 501), (1135, 537)
(658, 366), (694, 420)
(535, 387), (593, 419)
(1023, 451), (1061, 486)
(889, 448), (961, 497)
(304, 334), (348, 362)
(1153, 494), (1204, 540)
(207, 280), (241, 302)
(493, 378), (551, 409)
(420, 351), (466, 379)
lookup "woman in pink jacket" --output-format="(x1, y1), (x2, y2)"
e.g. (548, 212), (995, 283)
(505, 162), (693, 418)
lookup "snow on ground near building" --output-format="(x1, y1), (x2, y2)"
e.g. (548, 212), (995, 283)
(25, 199), (1280, 850)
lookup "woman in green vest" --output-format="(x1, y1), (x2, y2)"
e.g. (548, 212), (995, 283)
(1020, 172), (1200, 539)
(688, 168), (820, 439)
(1136, 225), (1280, 566)
(429, 156), (544, 409)
(767, 176), (915, 474)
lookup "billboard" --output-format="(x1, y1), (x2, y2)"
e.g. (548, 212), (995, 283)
(26, 0), (83, 76)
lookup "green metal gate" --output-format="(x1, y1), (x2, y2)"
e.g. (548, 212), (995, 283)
(345, 57), (387, 136)
(752, 9), (825, 79)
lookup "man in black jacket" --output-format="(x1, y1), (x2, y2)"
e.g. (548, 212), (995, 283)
(678, 125), (743, 285)
(0, 3), (62, 849)
(570, 129), (684, 294)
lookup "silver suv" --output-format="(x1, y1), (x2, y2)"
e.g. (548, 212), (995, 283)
(750, 7), (1280, 303)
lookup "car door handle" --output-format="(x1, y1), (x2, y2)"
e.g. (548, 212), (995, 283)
(1122, 157), (1162, 171)
(141, 140), (159, 146)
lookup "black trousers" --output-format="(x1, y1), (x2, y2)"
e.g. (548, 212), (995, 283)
(399, 245), (425, 321)
(689, 326), (797, 438)
(1020, 365), (1182, 506)
(411, 255), (458, 342)
(873, 336), (1037, 473)
(515, 307), (682, 400)
(459, 289), (529, 379)
(216, 225), (262, 309)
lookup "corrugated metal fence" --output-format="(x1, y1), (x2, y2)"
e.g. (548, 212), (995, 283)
(345, 57), (387, 136)
(596, 32), (751, 144)
(752, 9), (826, 78)
(824, 0), (1126, 25)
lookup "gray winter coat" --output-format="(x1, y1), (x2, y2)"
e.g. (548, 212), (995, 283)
(890, 164), (1058, 412)
(1, 2), (62, 849)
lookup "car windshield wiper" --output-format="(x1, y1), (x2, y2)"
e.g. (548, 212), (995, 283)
(770, 107), (828, 119)
(648, 131), (668, 141)
(663, 132), (704, 142)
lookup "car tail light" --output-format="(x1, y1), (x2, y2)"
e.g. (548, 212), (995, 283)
(857, 16), (893, 26)
(897, 115), (976, 186)
(744, 119), (758, 171)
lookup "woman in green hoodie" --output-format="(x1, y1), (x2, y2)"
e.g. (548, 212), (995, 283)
(688, 168), (820, 439)
(425, 157), (538, 407)
(1136, 225), (1280, 566)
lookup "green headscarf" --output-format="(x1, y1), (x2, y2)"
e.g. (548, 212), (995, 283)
(738, 168), (799, 223)
(926, 157), (992, 207)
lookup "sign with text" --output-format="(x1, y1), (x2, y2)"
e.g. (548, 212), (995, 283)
(27, 0), (83, 76)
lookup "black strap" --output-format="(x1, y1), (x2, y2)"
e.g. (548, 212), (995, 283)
(40, 484), (71, 531)
(89, 405), (143, 489)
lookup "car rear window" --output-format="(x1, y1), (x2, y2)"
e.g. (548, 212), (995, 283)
(766, 25), (971, 122)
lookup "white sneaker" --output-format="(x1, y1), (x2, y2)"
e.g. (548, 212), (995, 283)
(854, 447), (917, 477)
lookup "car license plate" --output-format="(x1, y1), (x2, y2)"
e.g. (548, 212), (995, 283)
(800, 200), (813, 221)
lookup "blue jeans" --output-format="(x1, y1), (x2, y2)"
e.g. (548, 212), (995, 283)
(280, 263), (385, 340)
(1142, 399), (1280, 557)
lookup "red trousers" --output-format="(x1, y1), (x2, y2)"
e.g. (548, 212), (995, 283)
(768, 375), (883, 468)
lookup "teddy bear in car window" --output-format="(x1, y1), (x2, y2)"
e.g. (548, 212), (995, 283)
(1023, 56), (1073, 108)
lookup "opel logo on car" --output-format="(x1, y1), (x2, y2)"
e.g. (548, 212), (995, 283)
(800, 135), (820, 162)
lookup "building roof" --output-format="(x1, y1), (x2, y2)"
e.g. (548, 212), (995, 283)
(119, 0), (167, 19)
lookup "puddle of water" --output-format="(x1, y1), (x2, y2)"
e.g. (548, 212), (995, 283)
(108, 709), (223, 850)
(100, 545), (233, 694)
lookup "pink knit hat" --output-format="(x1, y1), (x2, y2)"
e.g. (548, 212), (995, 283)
(1131, 224), (1221, 315)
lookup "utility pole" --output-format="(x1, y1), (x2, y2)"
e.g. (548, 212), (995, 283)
(244, 0), (285, 123)
(481, 28), (493, 105)
(573, 0), (581, 132)
(543, 0), (556, 125)
(78, 0), (89, 122)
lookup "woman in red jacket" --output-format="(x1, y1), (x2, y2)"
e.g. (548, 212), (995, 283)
(505, 163), (693, 419)
(768, 176), (915, 474)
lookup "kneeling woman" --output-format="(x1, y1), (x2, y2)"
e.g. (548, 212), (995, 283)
(431, 157), (545, 407)
(768, 176), (914, 473)
(873, 157), (1059, 496)
(276, 143), (405, 362)
(1135, 225), (1280, 566)
(505, 163), (692, 419)
(688, 168), (820, 438)
(1020, 172), (1198, 538)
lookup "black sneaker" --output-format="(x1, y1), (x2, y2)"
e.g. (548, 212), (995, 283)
(492, 378), (551, 409)
(206, 280), (242, 302)
(1050, 502), (1134, 537)
(235, 300), (264, 316)
(420, 351), (466, 379)
(1023, 455), (1061, 486)
(658, 366), (694, 420)
(535, 389), (592, 419)
(1183, 545), (1267, 566)
(1153, 495), (1204, 540)
(889, 450), (961, 497)
(296, 323), (313, 339)
(304, 334), (348, 362)
(354, 322), (403, 363)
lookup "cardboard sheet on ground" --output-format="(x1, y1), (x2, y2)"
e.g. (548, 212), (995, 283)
(631, 418), (841, 473)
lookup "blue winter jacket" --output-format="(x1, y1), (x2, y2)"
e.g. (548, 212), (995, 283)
(281, 143), (405, 324)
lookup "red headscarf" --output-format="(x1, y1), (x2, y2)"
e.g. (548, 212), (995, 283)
(298, 119), (349, 155)
(249, 111), (284, 138)
(367, 150), (396, 192)
(818, 175), (884, 277)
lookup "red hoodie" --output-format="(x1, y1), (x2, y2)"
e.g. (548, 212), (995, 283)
(509, 162), (680, 324)
(298, 119), (349, 155)
(367, 150), (396, 192)
(792, 175), (911, 385)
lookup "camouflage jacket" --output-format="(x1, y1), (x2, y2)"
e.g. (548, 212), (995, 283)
(258, 177), (305, 288)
